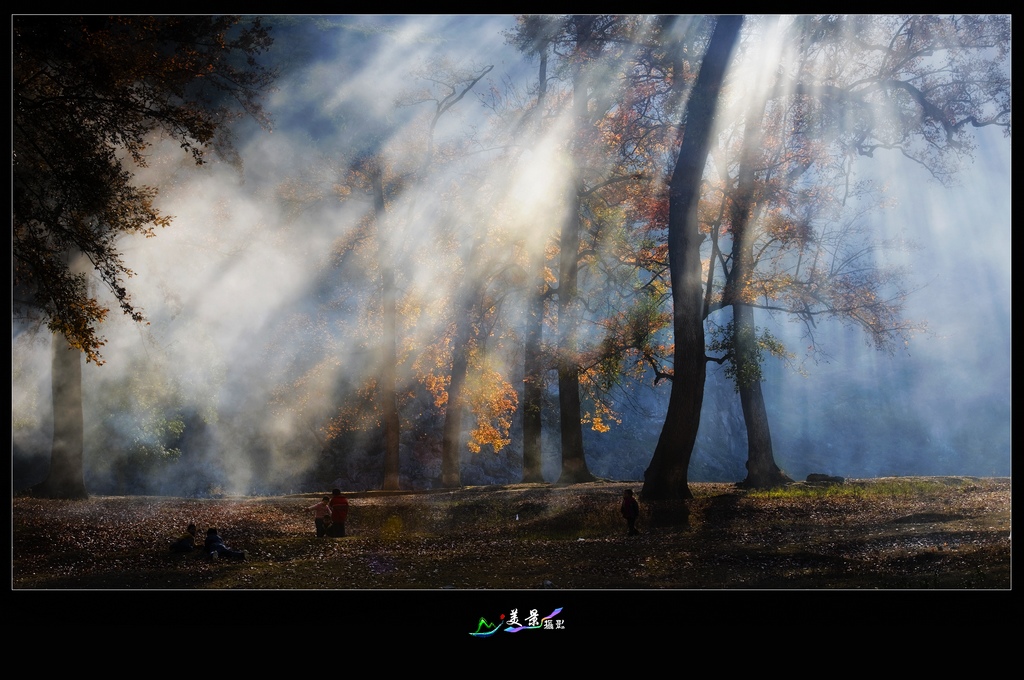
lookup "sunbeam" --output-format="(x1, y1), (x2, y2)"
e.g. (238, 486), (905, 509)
(13, 15), (1010, 497)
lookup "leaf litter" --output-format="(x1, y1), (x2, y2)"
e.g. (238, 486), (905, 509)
(12, 477), (1009, 589)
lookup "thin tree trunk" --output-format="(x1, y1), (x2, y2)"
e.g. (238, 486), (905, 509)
(556, 369), (591, 482)
(643, 15), (743, 504)
(734, 304), (792, 487)
(440, 324), (470, 487)
(521, 269), (546, 483)
(555, 200), (593, 483)
(555, 171), (594, 484)
(724, 15), (792, 489)
(34, 332), (88, 499)
(372, 168), (401, 491)
(555, 43), (597, 485)
(521, 47), (549, 484)
(440, 247), (483, 488)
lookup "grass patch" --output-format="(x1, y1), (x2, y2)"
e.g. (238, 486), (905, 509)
(748, 477), (959, 500)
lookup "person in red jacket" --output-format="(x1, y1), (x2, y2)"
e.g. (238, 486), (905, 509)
(621, 489), (640, 536)
(328, 488), (349, 537)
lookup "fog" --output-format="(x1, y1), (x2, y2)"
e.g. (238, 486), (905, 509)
(11, 16), (1011, 495)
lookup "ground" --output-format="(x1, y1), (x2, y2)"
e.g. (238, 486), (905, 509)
(12, 476), (1010, 590)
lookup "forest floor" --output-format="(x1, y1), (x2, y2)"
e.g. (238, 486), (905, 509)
(12, 476), (1010, 590)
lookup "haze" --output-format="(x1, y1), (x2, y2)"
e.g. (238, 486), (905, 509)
(11, 15), (1011, 496)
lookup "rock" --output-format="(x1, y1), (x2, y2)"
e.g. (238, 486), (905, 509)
(806, 473), (845, 485)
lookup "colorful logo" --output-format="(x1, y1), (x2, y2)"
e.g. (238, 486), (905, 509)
(469, 607), (564, 636)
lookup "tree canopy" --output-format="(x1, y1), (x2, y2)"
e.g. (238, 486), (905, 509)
(13, 15), (275, 363)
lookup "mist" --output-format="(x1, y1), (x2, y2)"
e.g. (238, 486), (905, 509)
(11, 15), (1011, 496)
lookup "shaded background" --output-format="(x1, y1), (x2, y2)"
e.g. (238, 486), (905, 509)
(12, 16), (1011, 495)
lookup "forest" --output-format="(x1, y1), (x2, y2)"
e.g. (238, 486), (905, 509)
(12, 15), (1011, 502)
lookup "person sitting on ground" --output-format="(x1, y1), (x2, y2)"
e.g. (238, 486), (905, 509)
(204, 527), (246, 560)
(306, 496), (332, 537)
(170, 523), (199, 552)
(327, 488), (349, 537)
(621, 489), (640, 536)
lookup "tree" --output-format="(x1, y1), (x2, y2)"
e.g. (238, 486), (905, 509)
(549, 15), (620, 484)
(641, 15), (744, 504)
(706, 14), (1010, 488)
(368, 158), (403, 491)
(508, 15), (666, 484)
(640, 14), (1009, 501)
(785, 15), (1010, 179)
(14, 16), (274, 362)
(45, 331), (86, 498)
(289, 148), (412, 491)
(416, 231), (520, 486)
(374, 60), (496, 490)
(401, 62), (501, 488)
(504, 16), (560, 484)
(713, 15), (793, 489)
(13, 16), (274, 498)
(273, 45), (502, 491)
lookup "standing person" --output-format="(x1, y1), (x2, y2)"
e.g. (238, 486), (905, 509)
(328, 488), (349, 537)
(621, 489), (640, 536)
(306, 496), (332, 537)
(205, 527), (246, 560)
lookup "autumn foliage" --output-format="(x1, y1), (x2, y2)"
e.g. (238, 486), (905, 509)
(13, 16), (275, 363)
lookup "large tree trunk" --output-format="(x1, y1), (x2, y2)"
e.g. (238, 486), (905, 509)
(642, 15), (743, 504)
(33, 332), (88, 499)
(372, 169), (401, 491)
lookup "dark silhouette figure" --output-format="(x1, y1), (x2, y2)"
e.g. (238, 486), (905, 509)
(170, 522), (198, 552)
(621, 489), (640, 536)
(205, 527), (246, 560)
(328, 488), (349, 537)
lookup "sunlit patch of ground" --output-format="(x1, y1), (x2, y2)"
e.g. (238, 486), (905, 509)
(12, 477), (1009, 589)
